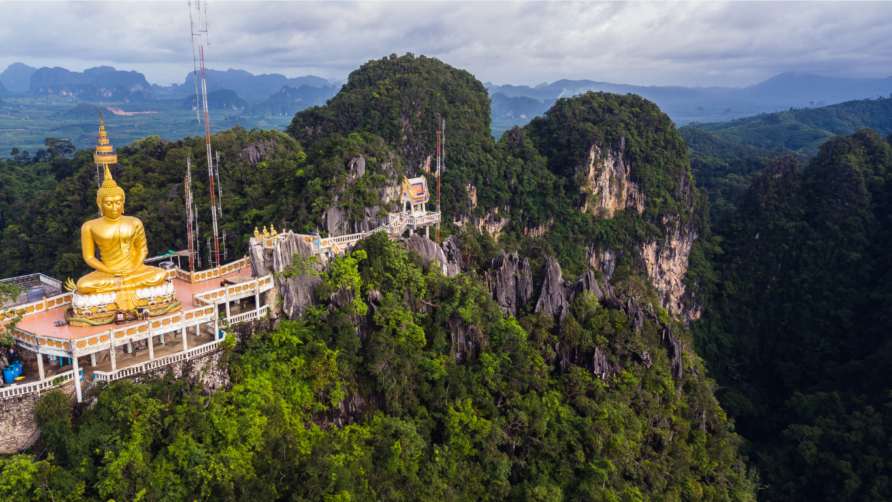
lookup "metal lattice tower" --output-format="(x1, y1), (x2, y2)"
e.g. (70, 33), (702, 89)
(189, 0), (220, 269)
(185, 157), (195, 272)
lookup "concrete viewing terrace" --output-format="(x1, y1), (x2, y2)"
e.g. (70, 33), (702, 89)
(15, 266), (253, 342)
(4, 259), (276, 402)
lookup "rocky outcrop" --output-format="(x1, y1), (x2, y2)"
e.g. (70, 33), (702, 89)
(448, 317), (481, 363)
(586, 222), (700, 321)
(249, 231), (326, 319)
(453, 207), (511, 241)
(440, 236), (463, 277)
(587, 247), (618, 279)
(577, 137), (645, 218)
(592, 347), (610, 379)
(401, 234), (459, 277)
(321, 154), (401, 237)
(0, 379), (76, 455)
(534, 257), (573, 320)
(642, 220), (699, 320)
(238, 138), (278, 167)
(661, 324), (683, 380)
(347, 156), (366, 180)
(573, 270), (605, 302)
(485, 250), (534, 317)
(626, 297), (646, 334)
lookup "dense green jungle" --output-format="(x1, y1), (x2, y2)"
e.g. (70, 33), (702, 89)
(0, 53), (890, 501)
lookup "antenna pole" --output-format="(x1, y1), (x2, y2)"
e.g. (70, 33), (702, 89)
(186, 157), (195, 272)
(436, 114), (441, 244)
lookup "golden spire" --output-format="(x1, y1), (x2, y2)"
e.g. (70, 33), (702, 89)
(94, 110), (117, 166)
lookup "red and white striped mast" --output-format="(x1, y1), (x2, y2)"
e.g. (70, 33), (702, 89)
(189, 0), (220, 269)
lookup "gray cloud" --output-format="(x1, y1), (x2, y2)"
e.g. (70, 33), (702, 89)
(0, 1), (890, 87)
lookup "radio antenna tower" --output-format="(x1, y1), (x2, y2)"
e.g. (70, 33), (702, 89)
(215, 151), (226, 261)
(185, 157), (196, 271)
(189, 0), (220, 269)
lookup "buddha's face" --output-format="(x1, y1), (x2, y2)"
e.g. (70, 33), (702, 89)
(100, 195), (124, 220)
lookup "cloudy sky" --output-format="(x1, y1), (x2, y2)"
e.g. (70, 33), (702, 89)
(1, 1), (891, 88)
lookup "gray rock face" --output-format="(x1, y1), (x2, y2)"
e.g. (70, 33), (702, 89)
(573, 270), (605, 302)
(661, 324), (683, 380)
(323, 204), (347, 236)
(320, 154), (400, 237)
(248, 231), (325, 319)
(348, 156), (366, 180)
(238, 138), (277, 167)
(534, 257), (573, 320)
(248, 237), (270, 277)
(627, 298), (645, 334)
(402, 234), (455, 276)
(485, 250), (534, 317)
(592, 347), (610, 379)
(441, 236), (463, 277)
(448, 317), (480, 363)
(636, 351), (652, 369)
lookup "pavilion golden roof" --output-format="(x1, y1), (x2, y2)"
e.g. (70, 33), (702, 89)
(93, 111), (118, 166)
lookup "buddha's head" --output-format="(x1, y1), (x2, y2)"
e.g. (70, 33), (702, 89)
(96, 165), (125, 220)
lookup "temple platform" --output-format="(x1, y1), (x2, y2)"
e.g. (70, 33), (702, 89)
(16, 267), (252, 341)
(4, 259), (276, 404)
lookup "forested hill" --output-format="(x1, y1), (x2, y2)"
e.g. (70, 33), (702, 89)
(682, 97), (892, 160)
(694, 129), (892, 501)
(681, 97), (892, 220)
(0, 55), (763, 500)
(290, 55), (707, 325)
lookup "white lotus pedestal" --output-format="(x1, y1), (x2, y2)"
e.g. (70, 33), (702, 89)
(65, 282), (182, 327)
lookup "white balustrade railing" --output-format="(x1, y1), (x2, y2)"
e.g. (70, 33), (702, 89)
(192, 275), (274, 307)
(0, 369), (74, 400)
(93, 338), (225, 383)
(227, 305), (269, 325)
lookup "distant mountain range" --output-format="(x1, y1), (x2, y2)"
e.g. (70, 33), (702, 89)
(0, 63), (339, 105)
(156, 68), (339, 102)
(488, 73), (892, 127)
(3, 61), (891, 131)
(182, 89), (248, 112)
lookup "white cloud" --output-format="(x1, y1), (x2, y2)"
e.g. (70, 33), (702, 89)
(0, 1), (890, 87)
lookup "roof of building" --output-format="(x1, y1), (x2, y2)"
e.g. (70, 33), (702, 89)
(401, 176), (429, 204)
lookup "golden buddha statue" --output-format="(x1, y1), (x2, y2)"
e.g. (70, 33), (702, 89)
(65, 118), (179, 326)
(73, 164), (169, 313)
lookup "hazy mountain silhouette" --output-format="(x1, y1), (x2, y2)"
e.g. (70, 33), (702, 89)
(171, 69), (333, 102)
(0, 62), (37, 93)
(488, 72), (892, 125)
(28, 66), (153, 100)
(182, 89), (248, 111)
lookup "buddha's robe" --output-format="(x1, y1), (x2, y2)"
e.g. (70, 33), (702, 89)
(76, 215), (167, 294)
